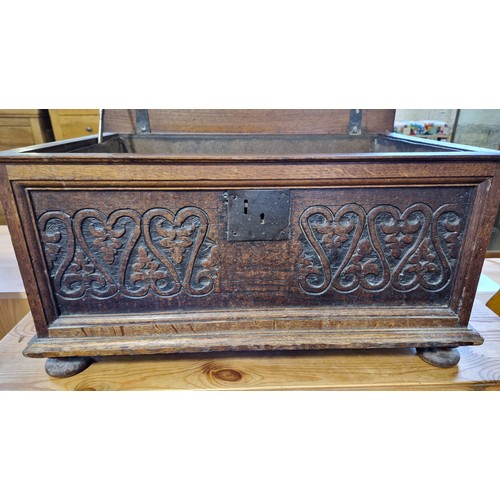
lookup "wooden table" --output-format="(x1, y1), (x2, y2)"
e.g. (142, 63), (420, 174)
(0, 226), (30, 338)
(0, 295), (498, 390)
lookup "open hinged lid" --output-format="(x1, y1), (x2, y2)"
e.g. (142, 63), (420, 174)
(102, 109), (396, 135)
(2, 109), (499, 159)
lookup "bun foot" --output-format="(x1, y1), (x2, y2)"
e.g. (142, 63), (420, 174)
(416, 347), (460, 368)
(45, 357), (94, 378)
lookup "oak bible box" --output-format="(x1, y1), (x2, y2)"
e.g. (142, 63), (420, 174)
(1, 110), (499, 377)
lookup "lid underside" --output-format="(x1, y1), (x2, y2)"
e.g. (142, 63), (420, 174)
(102, 109), (396, 135)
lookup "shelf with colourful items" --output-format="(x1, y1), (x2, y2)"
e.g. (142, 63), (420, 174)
(394, 119), (451, 142)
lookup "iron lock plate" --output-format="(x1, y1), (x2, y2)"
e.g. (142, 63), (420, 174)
(226, 190), (290, 241)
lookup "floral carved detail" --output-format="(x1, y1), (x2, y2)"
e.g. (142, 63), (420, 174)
(88, 220), (125, 265)
(311, 214), (355, 250)
(298, 203), (464, 295)
(380, 218), (421, 259)
(157, 221), (196, 264)
(406, 239), (438, 276)
(131, 246), (170, 285)
(37, 206), (218, 300)
(61, 249), (109, 297)
(342, 239), (383, 289)
(124, 245), (174, 297)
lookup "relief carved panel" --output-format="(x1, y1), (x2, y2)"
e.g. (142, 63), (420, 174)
(298, 203), (464, 295)
(34, 188), (469, 313)
(38, 207), (219, 300)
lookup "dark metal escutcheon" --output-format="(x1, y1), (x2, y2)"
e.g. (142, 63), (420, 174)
(226, 190), (290, 241)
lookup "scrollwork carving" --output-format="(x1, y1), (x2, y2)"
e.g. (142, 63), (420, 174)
(38, 211), (75, 295)
(143, 207), (215, 296)
(298, 204), (366, 294)
(37, 206), (219, 300)
(298, 202), (464, 295)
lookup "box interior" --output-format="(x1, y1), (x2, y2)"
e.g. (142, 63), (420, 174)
(8, 133), (475, 156)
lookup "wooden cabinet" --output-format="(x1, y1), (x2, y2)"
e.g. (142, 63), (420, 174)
(0, 109), (54, 224)
(49, 109), (99, 141)
(0, 109), (53, 151)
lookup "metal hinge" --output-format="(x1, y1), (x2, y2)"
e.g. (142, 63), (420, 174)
(348, 109), (362, 135)
(136, 109), (151, 134)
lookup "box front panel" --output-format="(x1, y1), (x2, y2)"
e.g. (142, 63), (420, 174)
(29, 186), (472, 318)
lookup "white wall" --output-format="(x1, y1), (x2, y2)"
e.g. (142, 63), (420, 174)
(395, 109), (457, 124)
(395, 109), (500, 150)
(453, 109), (500, 149)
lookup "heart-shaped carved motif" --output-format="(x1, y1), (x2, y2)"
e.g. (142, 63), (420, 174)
(73, 209), (141, 297)
(299, 204), (365, 294)
(368, 203), (432, 291)
(142, 207), (212, 295)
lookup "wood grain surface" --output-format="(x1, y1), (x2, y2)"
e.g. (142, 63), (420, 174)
(103, 109), (396, 135)
(0, 298), (29, 340)
(0, 226), (29, 338)
(0, 296), (498, 390)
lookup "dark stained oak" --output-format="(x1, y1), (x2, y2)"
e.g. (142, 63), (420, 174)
(0, 110), (499, 373)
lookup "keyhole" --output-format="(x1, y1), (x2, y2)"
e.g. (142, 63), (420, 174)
(244, 199), (248, 215)
(260, 213), (265, 224)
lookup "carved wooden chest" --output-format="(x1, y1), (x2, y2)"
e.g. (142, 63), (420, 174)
(1, 110), (499, 377)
